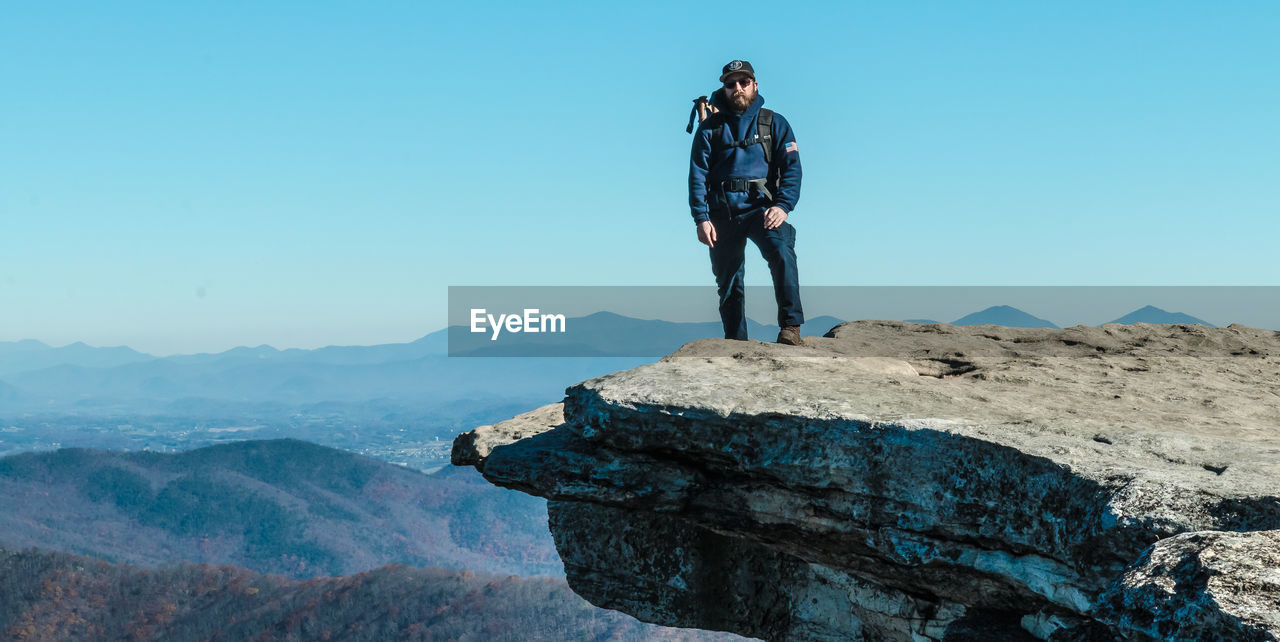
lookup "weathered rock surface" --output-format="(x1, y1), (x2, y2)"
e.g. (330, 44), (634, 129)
(453, 402), (564, 466)
(453, 321), (1280, 640)
(1095, 529), (1280, 640)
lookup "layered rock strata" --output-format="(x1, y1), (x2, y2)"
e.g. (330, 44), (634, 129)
(454, 322), (1280, 640)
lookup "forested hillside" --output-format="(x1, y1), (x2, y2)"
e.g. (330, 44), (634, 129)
(0, 546), (744, 641)
(0, 440), (559, 577)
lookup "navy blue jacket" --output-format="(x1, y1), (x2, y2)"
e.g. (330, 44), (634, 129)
(688, 89), (802, 223)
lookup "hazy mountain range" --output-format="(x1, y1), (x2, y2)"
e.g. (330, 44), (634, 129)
(949, 304), (1212, 329)
(0, 305), (1212, 414)
(0, 305), (1209, 372)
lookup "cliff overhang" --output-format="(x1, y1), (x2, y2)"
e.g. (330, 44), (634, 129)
(454, 321), (1280, 640)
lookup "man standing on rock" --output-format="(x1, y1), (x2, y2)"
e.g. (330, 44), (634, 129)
(689, 60), (805, 346)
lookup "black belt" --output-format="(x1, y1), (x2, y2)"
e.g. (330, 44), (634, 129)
(720, 177), (763, 192)
(718, 177), (773, 201)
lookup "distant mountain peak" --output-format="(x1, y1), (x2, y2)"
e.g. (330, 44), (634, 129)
(0, 339), (52, 355)
(1108, 305), (1212, 327)
(952, 305), (1059, 329)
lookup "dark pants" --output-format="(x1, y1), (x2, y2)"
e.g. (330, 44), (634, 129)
(708, 211), (804, 340)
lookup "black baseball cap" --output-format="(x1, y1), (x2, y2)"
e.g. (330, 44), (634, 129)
(719, 60), (756, 83)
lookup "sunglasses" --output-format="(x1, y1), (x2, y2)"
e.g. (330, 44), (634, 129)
(723, 77), (755, 89)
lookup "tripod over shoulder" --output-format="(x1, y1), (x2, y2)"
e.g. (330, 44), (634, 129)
(685, 94), (720, 133)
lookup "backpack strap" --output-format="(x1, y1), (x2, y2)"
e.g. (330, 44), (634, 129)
(708, 110), (774, 161)
(706, 112), (726, 155)
(757, 108), (774, 166)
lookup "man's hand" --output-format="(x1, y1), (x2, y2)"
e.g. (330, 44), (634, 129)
(763, 206), (788, 230)
(697, 220), (717, 248)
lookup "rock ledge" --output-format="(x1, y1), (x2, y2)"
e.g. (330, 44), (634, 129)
(455, 321), (1280, 640)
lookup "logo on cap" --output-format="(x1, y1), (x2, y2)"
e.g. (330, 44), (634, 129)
(728, 60), (743, 70)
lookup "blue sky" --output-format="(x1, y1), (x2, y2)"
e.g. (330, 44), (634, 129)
(3, 1), (1278, 354)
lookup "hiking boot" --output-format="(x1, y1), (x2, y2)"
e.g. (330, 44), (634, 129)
(777, 325), (805, 346)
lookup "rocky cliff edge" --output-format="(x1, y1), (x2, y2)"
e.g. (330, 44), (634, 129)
(453, 321), (1280, 641)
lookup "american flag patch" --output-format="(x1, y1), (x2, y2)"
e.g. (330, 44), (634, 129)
(785, 141), (799, 153)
